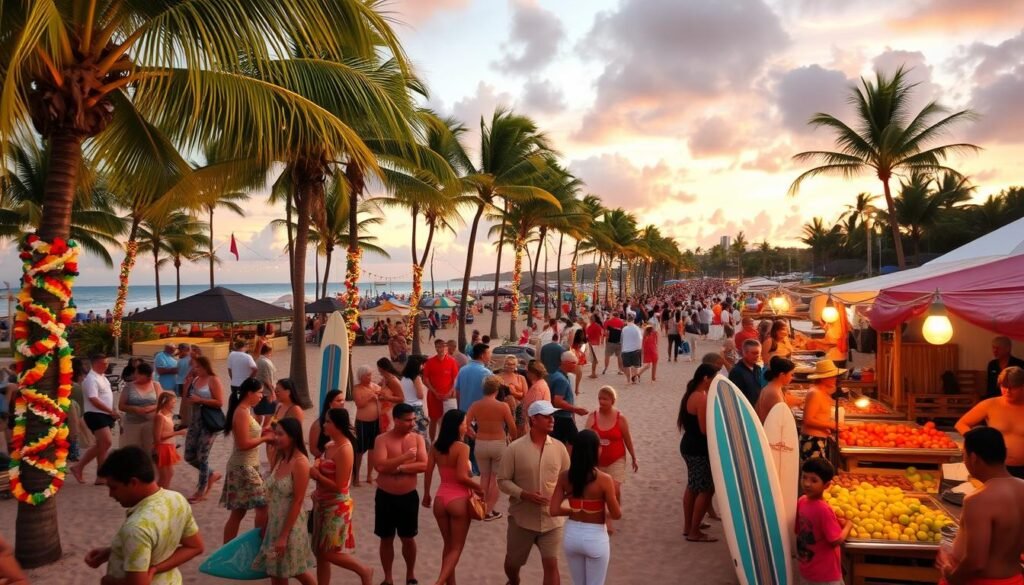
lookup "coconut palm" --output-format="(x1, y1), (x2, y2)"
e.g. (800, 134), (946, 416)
(200, 190), (248, 289)
(845, 193), (878, 275)
(731, 231), (748, 281)
(893, 172), (949, 263)
(789, 67), (980, 268)
(150, 214), (210, 301)
(801, 217), (842, 273)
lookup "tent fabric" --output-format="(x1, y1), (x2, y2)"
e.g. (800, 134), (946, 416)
(305, 297), (346, 314)
(126, 287), (292, 323)
(361, 299), (411, 318)
(868, 255), (1024, 338)
(738, 277), (780, 292)
(478, 287), (514, 297)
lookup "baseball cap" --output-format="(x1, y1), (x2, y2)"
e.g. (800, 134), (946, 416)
(527, 400), (560, 417)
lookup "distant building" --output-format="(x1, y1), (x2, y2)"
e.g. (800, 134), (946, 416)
(720, 235), (731, 249)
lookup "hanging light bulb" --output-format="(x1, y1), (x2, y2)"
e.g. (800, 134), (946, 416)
(770, 293), (790, 313)
(922, 293), (953, 345)
(822, 296), (840, 324)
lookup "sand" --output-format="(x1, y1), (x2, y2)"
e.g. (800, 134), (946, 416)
(0, 309), (739, 584)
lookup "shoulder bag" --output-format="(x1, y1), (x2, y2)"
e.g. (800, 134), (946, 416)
(200, 405), (226, 432)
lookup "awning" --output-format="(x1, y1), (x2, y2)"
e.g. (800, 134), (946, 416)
(126, 287), (292, 323)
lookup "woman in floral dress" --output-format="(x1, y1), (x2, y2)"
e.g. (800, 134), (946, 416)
(221, 377), (273, 543)
(253, 417), (315, 584)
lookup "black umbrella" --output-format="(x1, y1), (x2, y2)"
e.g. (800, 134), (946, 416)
(125, 287), (292, 323)
(305, 297), (346, 314)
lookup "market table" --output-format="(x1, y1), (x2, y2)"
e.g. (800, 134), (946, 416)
(130, 336), (230, 360)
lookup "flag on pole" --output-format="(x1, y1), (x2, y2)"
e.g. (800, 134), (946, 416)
(229, 233), (239, 260)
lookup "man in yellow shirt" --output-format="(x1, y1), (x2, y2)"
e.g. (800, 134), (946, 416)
(85, 447), (204, 585)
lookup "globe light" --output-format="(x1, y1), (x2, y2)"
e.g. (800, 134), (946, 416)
(821, 303), (840, 324)
(770, 295), (790, 313)
(854, 396), (871, 409)
(922, 299), (953, 345)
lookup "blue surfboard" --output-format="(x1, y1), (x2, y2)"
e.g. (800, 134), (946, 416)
(706, 375), (793, 585)
(198, 528), (267, 580)
(319, 311), (348, 412)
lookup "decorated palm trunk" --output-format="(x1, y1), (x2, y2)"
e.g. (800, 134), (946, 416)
(509, 236), (524, 338)
(342, 248), (362, 346)
(10, 236), (78, 505)
(110, 239), (139, 343)
(605, 263), (614, 306)
(570, 261), (579, 311)
(624, 262), (633, 299)
(408, 263), (424, 343)
(593, 258), (602, 306)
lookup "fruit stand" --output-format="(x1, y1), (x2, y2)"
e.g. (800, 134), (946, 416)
(839, 421), (962, 484)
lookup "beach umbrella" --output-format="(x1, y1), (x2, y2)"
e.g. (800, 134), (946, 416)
(126, 287), (292, 323)
(305, 297), (346, 314)
(419, 295), (458, 309)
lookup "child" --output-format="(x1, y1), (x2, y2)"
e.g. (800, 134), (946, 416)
(152, 391), (187, 488)
(796, 458), (852, 585)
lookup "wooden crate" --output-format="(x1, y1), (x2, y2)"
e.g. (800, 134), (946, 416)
(845, 548), (940, 585)
(909, 393), (977, 421)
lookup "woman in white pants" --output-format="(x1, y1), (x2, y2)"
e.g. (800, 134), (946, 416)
(549, 429), (622, 585)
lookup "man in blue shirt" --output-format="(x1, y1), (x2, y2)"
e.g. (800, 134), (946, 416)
(454, 343), (493, 475)
(153, 344), (178, 394)
(728, 339), (764, 405)
(174, 343), (192, 395)
(548, 351), (589, 447)
(540, 332), (564, 375)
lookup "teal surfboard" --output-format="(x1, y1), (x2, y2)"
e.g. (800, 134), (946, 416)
(319, 311), (349, 413)
(707, 375), (793, 585)
(198, 528), (267, 580)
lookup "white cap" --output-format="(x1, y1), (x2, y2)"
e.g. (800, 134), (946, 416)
(527, 400), (559, 417)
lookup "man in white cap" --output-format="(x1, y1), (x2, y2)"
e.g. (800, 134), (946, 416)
(498, 400), (570, 585)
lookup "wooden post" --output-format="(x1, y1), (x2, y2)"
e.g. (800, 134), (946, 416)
(892, 326), (903, 411)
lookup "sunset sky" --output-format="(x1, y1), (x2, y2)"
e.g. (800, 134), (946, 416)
(3, 0), (1022, 288)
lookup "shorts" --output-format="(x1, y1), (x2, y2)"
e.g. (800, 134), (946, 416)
(475, 439), (506, 477)
(605, 342), (622, 358)
(84, 412), (116, 432)
(599, 458), (627, 484)
(799, 434), (833, 461)
(355, 419), (381, 454)
(506, 515), (564, 566)
(253, 396), (276, 416)
(374, 489), (419, 539)
(427, 391), (455, 419)
(622, 350), (642, 368)
(551, 416), (578, 445)
(699, 323), (710, 335)
(682, 454), (714, 493)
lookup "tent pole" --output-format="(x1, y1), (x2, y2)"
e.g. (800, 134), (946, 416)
(892, 326), (903, 411)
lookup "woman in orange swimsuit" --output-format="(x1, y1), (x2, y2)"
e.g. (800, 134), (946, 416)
(550, 429), (622, 585)
(422, 410), (483, 585)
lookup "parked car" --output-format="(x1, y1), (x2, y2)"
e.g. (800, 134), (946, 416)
(489, 344), (535, 376)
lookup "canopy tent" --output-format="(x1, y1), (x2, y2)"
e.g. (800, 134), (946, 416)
(419, 295), (458, 309)
(519, 283), (549, 294)
(738, 277), (780, 292)
(305, 297), (346, 314)
(272, 293), (311, 308)
(126, 287), (292, 323)
(361, 299), (411, 318)
(478, 287), (514, 297)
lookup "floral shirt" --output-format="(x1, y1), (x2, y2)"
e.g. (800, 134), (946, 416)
(108, 489), (199, 585)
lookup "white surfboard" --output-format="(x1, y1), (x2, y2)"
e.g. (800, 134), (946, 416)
(318, 311), (349, 411)
(707, 375), (793, 585)
(763, 402), (800, 552)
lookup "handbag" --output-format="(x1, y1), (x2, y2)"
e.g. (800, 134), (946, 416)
(468, 494), (486, 521)
(200, 405), (226, 432)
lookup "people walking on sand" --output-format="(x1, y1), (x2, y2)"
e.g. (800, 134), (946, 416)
(602, 312), (625, 376)
(400, 355), (431, 441)
(152, 391), (186, 488)
(678, 363), (718, 543)
(585, 386), (638, 533)
(570, 328), (588, 395)
(221, 378), (273, 543)
(455, 343), (493, 475)
(71, 353), (118, 485)
(310, 389), (346, 459)
(252, 418), (316, 584)
(449, 339), (470, 368)
(467, 376), (517, 521)
(636, 325), (659, 383)
(267, 378), (303, 461)
(424, 338), (460, 441)
(620, 315), (643, 385)
(549, 429), (622, 585)
(550, 352), (589, 448)
(422, 409), (485, 585)
(310, 408), (374, 585)
(497, 355), (527, 434)
(728, 339), (764, 406)
(377, 358), (406, 432)
(353, 365), (384, 486)
(755, 357), (798, 423)
(154, 343), (179, 396)
(372, 403), (428, 585)
(183, 355), (224, 502)
(84, 447), (204, 584)
(175, 341), (192, 399)
(118, 362), (161, 455)
(254, 344), (278, 425)
(585, 314), (604, 378)
(498, 400), (570, 585)
(228, 339), (257, 394)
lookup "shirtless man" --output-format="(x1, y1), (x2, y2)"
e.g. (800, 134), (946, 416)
(939, 427), (1024, 585)
(466, 376), (517, 521)
(372, 403), (428, 585)
(956, 366), (1024, 479)
(353, 365), (383, 486)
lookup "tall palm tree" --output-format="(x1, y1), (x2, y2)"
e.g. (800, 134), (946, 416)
(801, 217), (842, 273)
(154, 214), (209, 301)
(731, 231), (748, 281)
(845, 192), (878, 275)
(893, 172), (946, 263)
(201, 191), (248, 289)
(789, 67), (980, 268)
(138, 212), (205, 306)
(564, 195), (601, 310)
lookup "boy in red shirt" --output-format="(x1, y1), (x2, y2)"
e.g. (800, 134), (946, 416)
(796, 458), (851, 585)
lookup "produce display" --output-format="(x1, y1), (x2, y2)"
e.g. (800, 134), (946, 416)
(834, 466), (940, 493)
(839, 421), (958, 450)
(825, 483), (954, 543)
(840, 398), (892, 417)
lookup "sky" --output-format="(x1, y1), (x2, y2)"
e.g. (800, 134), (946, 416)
(3, 0), (1023, 289)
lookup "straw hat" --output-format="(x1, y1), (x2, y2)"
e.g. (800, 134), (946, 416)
(806, 359), (848, 380)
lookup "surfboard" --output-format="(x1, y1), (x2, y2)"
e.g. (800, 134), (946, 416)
(198, 528), (267, 580)
(763, 402), (800, 551)
(319, 311), (349, 412)
(707, 375), (793, 585)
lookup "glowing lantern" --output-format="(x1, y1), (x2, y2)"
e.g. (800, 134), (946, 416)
(770, 295), (790, 313)
(822, 302), (840, 324)
(922, 297), (953, 345)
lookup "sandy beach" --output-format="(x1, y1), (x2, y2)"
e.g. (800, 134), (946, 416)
(0, 309), (739, 584)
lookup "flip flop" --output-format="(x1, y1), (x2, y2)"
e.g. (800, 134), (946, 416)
(686, 534), (718, 543)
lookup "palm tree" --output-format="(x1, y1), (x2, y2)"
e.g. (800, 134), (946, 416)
(201, 190), (248, 289)
(801, 217), (842, 273)
(158, 214), (210, 301)
(893, 172), (947, 263)
(564, 195), (601, 310)
(790, 67), (980, 268)
(731, 231), (748, 281)
(138, 212), (206, 306)
(845, 193), (878, 275)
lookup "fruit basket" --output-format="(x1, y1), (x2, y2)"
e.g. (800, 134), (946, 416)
(825, 483), (957, 551)
(836, 467), (940, 494)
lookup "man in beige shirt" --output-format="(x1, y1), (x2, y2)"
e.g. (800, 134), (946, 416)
(498, 400), (570, 585)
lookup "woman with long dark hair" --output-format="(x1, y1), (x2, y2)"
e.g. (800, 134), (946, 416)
(309, 389), (345, 458)
(375, 357), (405, 432)
(399, 355), (430, 440)
(311, 408), (373, 585)
(183, 355), (225, 502)
(677, 363), (718, 542)
(221, 377), (273, 543)
(755, 356), (798, 423)
(549, 429), (621, 585)
(252, 417), (315, 584)
(422, 409), (483, 585)
(267, 377), (304, 461)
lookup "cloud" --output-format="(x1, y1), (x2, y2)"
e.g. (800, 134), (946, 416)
(957, 32), (1024, 144)
(388, 0), (473, 25)
(521, 78), (566, 114)
(687, 116), (740, 158)
(568, 154), (693, 211)
(576, 0), (789, 139)
(774, 64), (852, 134)
(494, 0), (566, 74)
(890, 0), (1024, 32)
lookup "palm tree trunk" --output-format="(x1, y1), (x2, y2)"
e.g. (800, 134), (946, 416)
(285, 194), (295, 289)
(527, 238), (543, 327)
(321, 247), (332, 300)
(175, 259), (182, 300)
(570, 240), (580, 314)
(489, 202), (508, 340)
(408, 206), (422, 357)
(411, 219), (436, 358)
(509, 231), (525, 340)
(542, 230), (550, 321)
(111, 218), (141, 342)
(881, 177), (906, 268)
(555, 232), (564, 318)
(314, 249), (320, 300)
(153, 245), (162, 306)
(865, 220), (873, 276)
(208, 206), (215, 288)
(289, 181), (315, 409)
(458, 203), (487, 348)
(14, 131), (83, 568)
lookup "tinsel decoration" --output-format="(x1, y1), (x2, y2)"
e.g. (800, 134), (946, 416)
(110, 239), (139, 340)
(342, 248), (363, 346)
(407, 263), (424, 342)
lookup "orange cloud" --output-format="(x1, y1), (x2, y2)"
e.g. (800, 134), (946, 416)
(890, 0), (1024, 32)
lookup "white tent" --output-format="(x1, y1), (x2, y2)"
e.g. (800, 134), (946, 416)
(738, 277), (780, 292)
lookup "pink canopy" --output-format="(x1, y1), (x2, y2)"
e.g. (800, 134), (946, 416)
(868, 255), (1024, 338)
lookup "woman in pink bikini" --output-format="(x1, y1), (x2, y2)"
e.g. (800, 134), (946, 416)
(422, 409), (484, 585)
(584, 386), (638, 533)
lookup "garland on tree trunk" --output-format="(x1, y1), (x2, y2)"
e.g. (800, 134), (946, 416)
(342, 248), (362, 346)
(407, 263), (424, 342)
(10, 236), (77, 505)
(110, 239), (139, 340)
(570, 261), (578, 309)
(510, 238), (524, 330)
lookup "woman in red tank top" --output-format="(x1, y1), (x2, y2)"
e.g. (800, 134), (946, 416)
(585, 386), (638, 533)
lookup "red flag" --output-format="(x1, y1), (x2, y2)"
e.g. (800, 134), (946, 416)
(229, 233), (239, 260)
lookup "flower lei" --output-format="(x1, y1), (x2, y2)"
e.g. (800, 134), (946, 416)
(10, 235), (77, 505)
(407, 264), (423, 342)
(342, 248), (362, 346)
(570, 261), (579, 309)
(110, 239), (138, 340)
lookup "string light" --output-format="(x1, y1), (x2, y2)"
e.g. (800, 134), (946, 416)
(922, 291), (953, 345)
(770, 292), (790, 314)
(822, 294), (840, 324)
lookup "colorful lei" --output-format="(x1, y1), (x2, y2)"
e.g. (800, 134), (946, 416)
(342, 248), (362, 346)
(407, 263), (423, 342)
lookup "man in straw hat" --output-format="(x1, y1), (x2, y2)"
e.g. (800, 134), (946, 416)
(799, 359), (848, 463)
